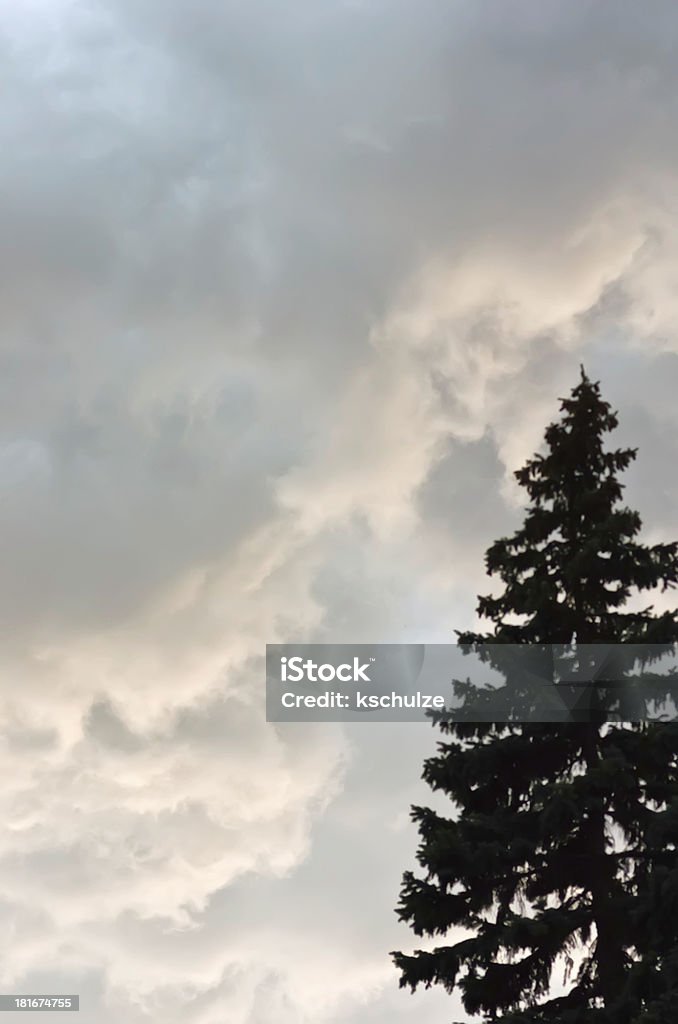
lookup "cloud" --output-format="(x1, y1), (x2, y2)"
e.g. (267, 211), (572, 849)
(2, 0), (678, 1021)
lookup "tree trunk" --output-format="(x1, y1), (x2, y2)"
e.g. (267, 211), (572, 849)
(582, 721), (627, 1015)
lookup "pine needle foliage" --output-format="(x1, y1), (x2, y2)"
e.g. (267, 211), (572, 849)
(392, 369), (678, 1023)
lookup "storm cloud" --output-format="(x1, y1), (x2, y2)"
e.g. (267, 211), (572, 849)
(1, 1), (678, 1021)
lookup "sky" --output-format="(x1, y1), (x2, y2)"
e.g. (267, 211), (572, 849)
(2, 1), (678, 1022)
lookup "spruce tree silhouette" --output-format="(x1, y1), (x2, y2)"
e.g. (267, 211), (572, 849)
(392, 369), (678, 1023)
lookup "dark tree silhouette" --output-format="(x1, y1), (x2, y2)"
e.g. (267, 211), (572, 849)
(392, 369), (678, 1023)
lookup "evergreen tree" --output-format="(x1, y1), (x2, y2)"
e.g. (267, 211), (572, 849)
(392, 369), (678, 1023)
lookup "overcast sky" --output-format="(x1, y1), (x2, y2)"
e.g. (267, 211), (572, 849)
(3, 1), (678, 1022)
